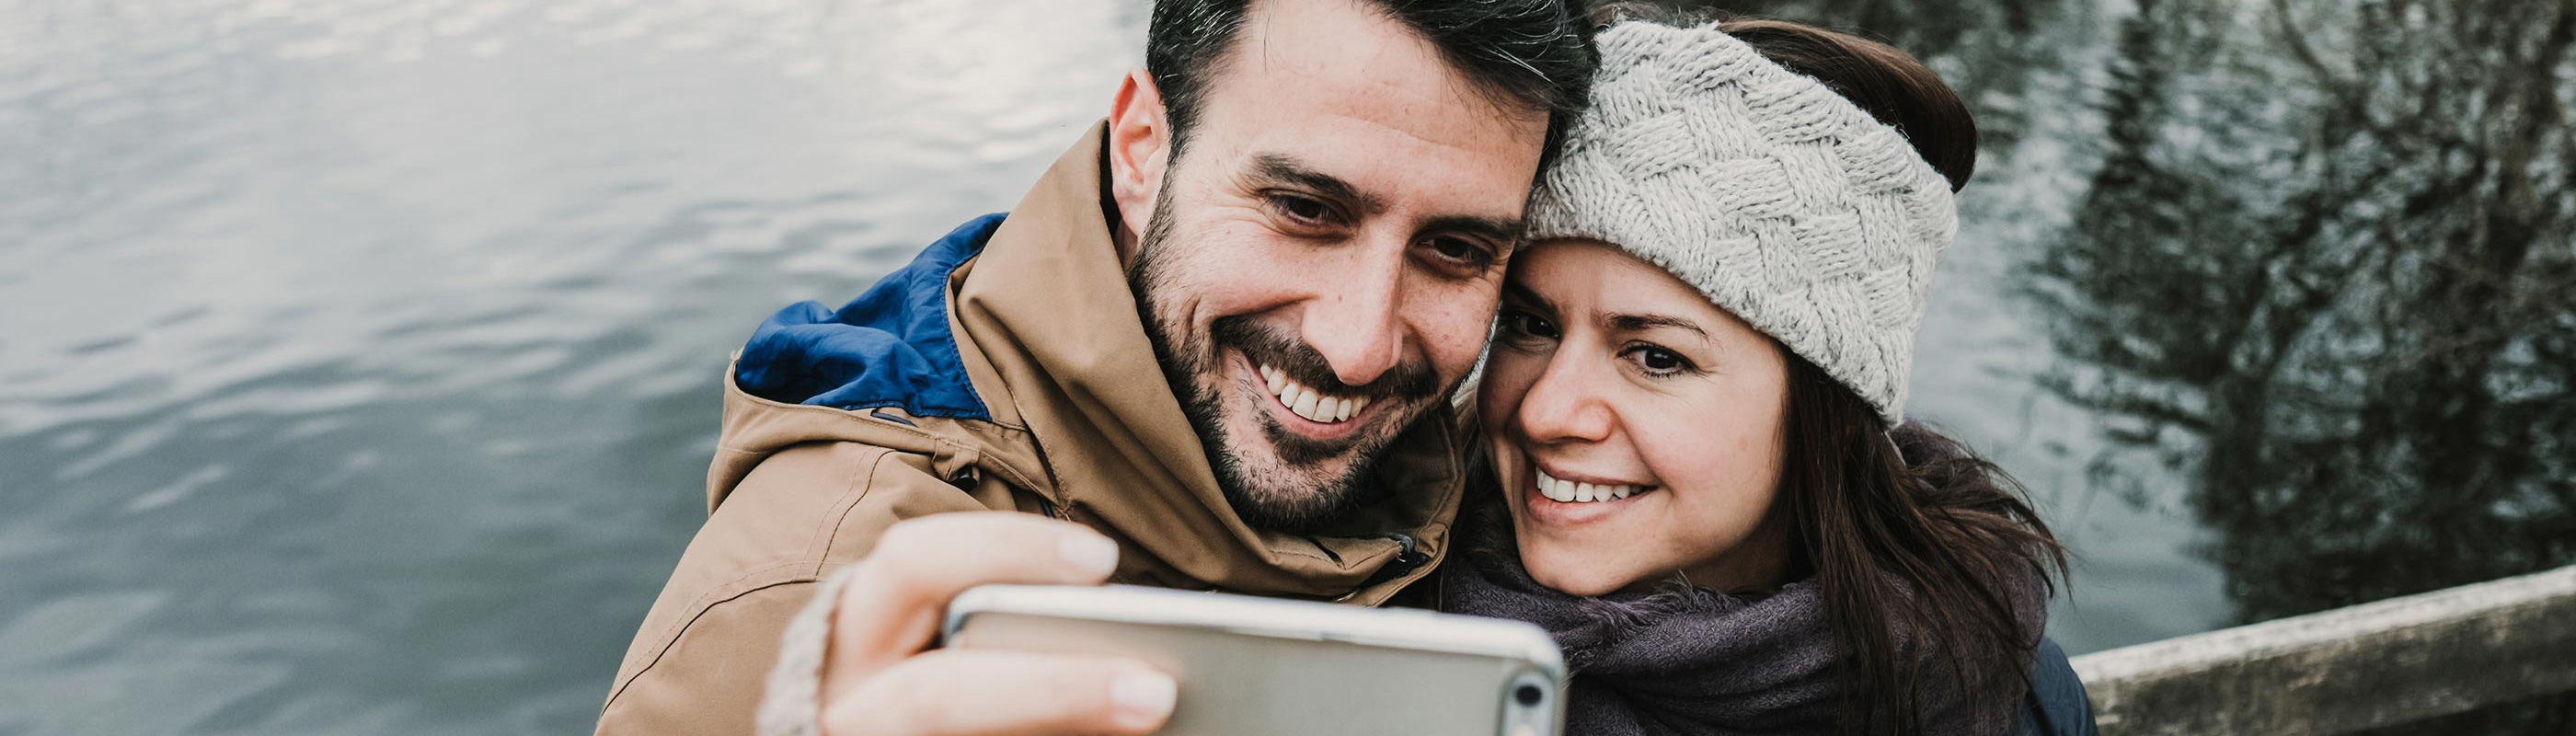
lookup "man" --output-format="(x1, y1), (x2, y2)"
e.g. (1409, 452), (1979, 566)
(596, 0), (1593, 732)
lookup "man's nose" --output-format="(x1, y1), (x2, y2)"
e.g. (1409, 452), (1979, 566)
(1298, 247), (1407, 387)
(1514, 353), (1615, 443)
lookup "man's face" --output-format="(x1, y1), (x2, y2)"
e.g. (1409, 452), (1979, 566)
(1129, 0), (1550, 531)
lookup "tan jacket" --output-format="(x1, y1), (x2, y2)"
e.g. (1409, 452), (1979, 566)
(596, 122), (1467, 735)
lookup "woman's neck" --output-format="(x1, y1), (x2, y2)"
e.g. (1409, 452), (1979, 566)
(1662, 508), (1796, 596)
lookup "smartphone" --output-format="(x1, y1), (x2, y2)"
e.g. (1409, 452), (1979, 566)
(942, 584), (1566, 736)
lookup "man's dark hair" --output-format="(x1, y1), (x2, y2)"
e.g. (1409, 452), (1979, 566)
(1145, 0), (1595, 171)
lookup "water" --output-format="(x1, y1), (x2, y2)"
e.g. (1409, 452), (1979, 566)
(2, 0), (2567, 733)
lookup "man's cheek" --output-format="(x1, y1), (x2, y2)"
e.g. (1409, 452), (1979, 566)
(1423, 302), (1499, 383)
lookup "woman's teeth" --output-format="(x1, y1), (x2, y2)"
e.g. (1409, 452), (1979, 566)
(1535, 467), (1642, 503)
(1260, 363), (1369, 424)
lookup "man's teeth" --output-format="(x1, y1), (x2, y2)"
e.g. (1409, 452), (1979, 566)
(1535, 468), (1641, 503)
(1259, 363), (1371, 424)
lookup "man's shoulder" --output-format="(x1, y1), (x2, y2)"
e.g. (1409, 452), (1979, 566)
(708, 440), (998, 568)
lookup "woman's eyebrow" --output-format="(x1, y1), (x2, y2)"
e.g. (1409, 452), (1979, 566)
(1501, 281), (1557, 313)
(1604, 312), (1708, 339)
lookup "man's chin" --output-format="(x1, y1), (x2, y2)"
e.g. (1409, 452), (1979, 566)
(1194, 368), (1430, 532)
(1216, 453), (1359, 532)
(1222, 483), (1348, 533)
(1210, 420), (1375, 531)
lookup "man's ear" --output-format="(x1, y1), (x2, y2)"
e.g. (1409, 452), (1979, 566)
(1106, 67), (1172, 256)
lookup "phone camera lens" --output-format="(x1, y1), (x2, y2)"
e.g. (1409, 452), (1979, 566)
(1514, 684), (1544, 707)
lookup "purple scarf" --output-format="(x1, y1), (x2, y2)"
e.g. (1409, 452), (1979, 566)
(1443, 526), (2030, 736)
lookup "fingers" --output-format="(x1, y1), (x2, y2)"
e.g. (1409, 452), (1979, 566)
(825, 512), (1121, 687)
(825, 649), (1176, 736)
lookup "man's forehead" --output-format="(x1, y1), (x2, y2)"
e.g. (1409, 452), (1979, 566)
(1190, 3), (1546, 157)
(1211, 0), (1539, 127)
(1176, 0), (1547, 225)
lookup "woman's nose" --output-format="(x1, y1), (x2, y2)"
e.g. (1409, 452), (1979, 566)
(1513, 353), (1615, 443)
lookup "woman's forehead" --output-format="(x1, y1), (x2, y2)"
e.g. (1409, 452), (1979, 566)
(1512, 241), (1700, 307)
(1509, 240), (1767, 339)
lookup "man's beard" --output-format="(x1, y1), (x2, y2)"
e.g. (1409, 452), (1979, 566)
(1126, 192), (1444, 533)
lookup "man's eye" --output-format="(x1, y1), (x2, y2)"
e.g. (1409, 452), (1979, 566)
(1270, 194), (1335, 224)
(1423, 237), (1494, 270)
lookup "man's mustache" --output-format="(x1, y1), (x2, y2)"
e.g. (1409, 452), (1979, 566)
(1210, 316), (1437, 402)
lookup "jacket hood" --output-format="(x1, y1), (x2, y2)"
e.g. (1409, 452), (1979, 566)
(737, 214), (1007, 420)
(712, 122), (1462, 601)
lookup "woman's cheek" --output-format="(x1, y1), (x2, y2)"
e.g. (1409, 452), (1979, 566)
(1477, 351), (1540, 431)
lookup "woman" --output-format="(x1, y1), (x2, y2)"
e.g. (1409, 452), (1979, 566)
(1439, 10), (2081, 736)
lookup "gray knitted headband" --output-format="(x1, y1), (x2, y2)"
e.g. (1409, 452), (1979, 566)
(1525, 20), (1958, 425)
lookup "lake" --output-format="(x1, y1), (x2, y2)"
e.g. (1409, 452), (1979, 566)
(3, 0), (2567, 733)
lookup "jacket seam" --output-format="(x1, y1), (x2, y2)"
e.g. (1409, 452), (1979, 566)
(1269, 545), (1340, 564)
(604, 562), (817, 712)
(721, 387), (1049, 492)
(812, 449), (897, 574)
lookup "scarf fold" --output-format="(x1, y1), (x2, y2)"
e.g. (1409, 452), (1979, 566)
(1443, 523), (2030, 736)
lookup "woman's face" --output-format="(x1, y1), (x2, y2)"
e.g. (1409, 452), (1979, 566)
(1480, 240), (1793, 596)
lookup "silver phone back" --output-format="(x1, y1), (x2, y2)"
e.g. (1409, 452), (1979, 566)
(943, 584), (1565, 736)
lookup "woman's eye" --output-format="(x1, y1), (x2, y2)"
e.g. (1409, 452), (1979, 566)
(1627, 346), (1693, 375)
(1500, 309), (1558, 339)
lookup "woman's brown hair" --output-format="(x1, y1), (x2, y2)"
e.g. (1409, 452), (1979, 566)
(1781, 352), (2069, 736)
(1596, 5), (2065, 735)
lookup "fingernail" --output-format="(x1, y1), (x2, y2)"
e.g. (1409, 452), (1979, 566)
(1060, 533), (1120, 577)
(1110, 671), (1177, 726)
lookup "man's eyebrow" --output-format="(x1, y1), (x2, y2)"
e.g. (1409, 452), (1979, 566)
(1248, 154), (1382, 213)
(1605, 312), (1708, 339)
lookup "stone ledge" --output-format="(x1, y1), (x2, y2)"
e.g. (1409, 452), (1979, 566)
(2070, 564), (2576, 735)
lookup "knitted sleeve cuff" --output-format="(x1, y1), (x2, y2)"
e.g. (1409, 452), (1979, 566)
(757, 565), (860, 736)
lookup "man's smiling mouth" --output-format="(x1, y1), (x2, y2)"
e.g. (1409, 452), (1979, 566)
(1258, 362), (1372, 423)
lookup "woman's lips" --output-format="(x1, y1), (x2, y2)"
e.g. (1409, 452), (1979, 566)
(1532, 466), (1648, 502)
(1522, 465), (1655, 525)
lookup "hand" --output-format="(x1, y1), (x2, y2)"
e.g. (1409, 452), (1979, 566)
(818, 512), (1177, 736)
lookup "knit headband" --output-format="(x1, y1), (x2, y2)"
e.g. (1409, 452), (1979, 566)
(1524, 20), (1959, 425)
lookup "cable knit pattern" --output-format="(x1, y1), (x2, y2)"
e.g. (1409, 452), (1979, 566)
(756, 566), (857, 736)
(1524, 21), (1959, 425)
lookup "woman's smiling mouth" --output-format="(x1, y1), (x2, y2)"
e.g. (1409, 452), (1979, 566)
(1522, 464), (1657, 526)
(1533, 466), (1651, 502)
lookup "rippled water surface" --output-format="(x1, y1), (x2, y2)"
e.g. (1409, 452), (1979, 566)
(6, 0), (2568, 733)
(3, 1), (1141, 732)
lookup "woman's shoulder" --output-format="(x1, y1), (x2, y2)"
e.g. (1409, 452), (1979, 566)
(2010, 638), (2101, 736)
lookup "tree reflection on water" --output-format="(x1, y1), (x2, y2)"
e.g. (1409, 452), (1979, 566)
(2023, 0), (2576, 730)
(2038, 0), (2574, 619)
(1695, 0), (2572, 730)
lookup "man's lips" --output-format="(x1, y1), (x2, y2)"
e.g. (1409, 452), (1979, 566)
(1234, 353), (1381, 440)
(1256, 363), (1372, 423)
